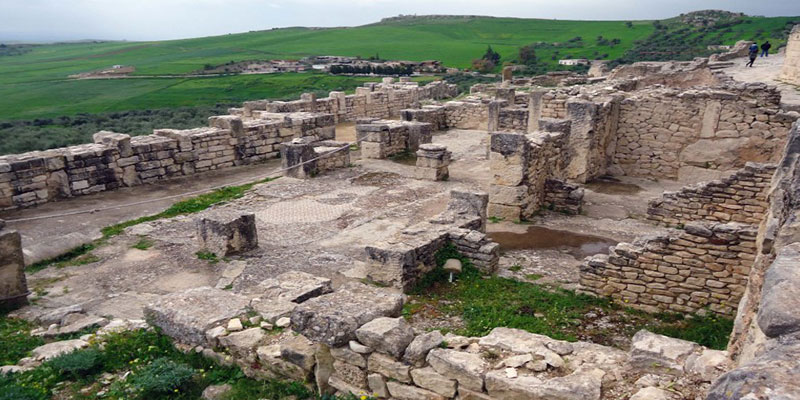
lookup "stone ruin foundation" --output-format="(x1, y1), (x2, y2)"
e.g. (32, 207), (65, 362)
(5, 51), (800, 399)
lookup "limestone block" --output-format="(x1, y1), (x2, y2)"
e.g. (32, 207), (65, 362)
(144, 287), (250, 345)
(196, 213), (258, 256)
(254, 270), (332, 303)
(280, 139), (318, 178)
(290, 282), (404, 346)
(386, 381), (445, 400)
(426, 348), (487, 391)
(757, 243), (800, 338)
(31, 339), (89, 361)
(410, 366), (457, 397)
(485, 368), (604, 400)
(355, 317), (414, 358)
(630, 330), (699, 374)
(367, 352), (411, 383)
(403, 330), (444, 366)
(281, 334), (317, 372)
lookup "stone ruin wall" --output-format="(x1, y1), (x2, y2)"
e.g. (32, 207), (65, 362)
(0, 80), (457, 210)
(580, 222), (756, 316)
(707, 120), (800, 398)
(365, 191), (500, 292)
(612, 84), (795, 181)
(779, 24), (800, 85)
(647, 163), (775, 227)
(356, 119), (433, 160)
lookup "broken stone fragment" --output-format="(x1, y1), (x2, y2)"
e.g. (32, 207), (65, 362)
(275, 317), (291, 328)
(386, 381), (445, 400)
(630, 330), (700, 374)
(218, 328), (265, 359)
(196, 213), (258, 256)
(144, 287), (249, 346)
(254, 270), (333, 303)
(349, 340), (373, 354)
(403, 330), (443, 366)
(486, 367), (605, 400)
(355, 317), (414, 358)
(31, 339), (89, 361)
(630, 386), (672, 400)
(280, 334), (317, 372)
(250, 298), (297, 323)
(291, 282), (404, 346)
(227, 318), (243, 332)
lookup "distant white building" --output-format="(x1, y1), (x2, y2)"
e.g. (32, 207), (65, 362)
(558, 59), (589, 66)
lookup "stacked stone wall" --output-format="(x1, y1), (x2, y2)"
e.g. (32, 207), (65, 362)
(647, 163), (775, 227)
(612, 85), (796, 180)
(357, 119), (433, 159)
(443, 101), (489, 130)
(0, 80), (456, 210)
(580, 222), (756, 316)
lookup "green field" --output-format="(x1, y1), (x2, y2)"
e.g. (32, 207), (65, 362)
(0, 13), (796, 154)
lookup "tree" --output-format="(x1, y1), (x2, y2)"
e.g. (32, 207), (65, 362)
(518, 44), (537, 65)
(625, 21), (633, 28)
(471, 58), (495, 73)
(482, 46), (500, 64)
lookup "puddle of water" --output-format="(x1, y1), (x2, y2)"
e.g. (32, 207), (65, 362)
(489, 226), (618, 259)
(585, 177), (642, 195)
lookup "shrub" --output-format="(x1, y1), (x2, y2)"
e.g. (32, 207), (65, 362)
(48, 348), (104, 379)
(126, 358), (195, 398)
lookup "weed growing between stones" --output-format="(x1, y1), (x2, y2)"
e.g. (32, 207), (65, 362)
(195, 251), (219, 264)
(131, 237), (154, 250)
(26, 177), (277, 273)
(0, 325), (364, 400)
(404, 245), (734, 349)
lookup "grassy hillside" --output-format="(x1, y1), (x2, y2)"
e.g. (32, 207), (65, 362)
(0, 13), (796, 154)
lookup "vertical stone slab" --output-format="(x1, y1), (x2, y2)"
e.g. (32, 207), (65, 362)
(700, 101), (722, 138)
(502, 66), (513, 83)
(487, 101), (502, 132)
(780, 25), (800, 85)
(301, 93), (317, 112)
(196, 213), (258, 257)
(564, 99), (599, 183)
(527, 90), (546, 133)
(0, 220), (28, 311)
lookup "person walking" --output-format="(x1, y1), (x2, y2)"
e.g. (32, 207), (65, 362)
(761, 41), (772, 57)
(746, 42), (759, 67)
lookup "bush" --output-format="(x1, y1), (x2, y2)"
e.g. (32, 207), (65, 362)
(126, 358), (195, 398)
(48, 348), (104, 379)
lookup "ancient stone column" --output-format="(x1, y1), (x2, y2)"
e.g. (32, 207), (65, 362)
(0, 219), (28, 311)
(487, 133), (530, 221)
(280, 138), (318, 179)
(414, 144), (451, 181)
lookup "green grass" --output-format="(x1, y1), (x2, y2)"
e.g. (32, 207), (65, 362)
(132, 237), (154, 250)
(28, 177), (276, 274)
(0, 14), (795, 123)
(406, 244), (734, 349)
(0, 316), (44, 366)
(195, 251), (219, 264)
(0, 327), (347, 400)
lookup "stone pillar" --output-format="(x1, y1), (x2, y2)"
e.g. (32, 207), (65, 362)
(487, 133), (530, 222)
(196, 213), (258, 257)
(382, 77), (395, 85)
(487, 101), (502, 132)
(0, 219), (28, 311)
(300, 92), (318, 112)
(502, 66), (513, 84)
(414, 144), (451, 181)
(526, 90), (546, 133)
(564, 99), (600, 183)
(280, 138), (318, 179)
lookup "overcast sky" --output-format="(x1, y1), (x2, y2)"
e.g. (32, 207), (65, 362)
(1, 0), (798, 42)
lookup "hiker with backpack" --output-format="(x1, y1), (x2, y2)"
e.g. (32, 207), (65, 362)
(746, 42), (759, 67)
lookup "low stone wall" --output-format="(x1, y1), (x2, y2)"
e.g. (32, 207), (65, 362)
(580, 222), (756, 316)
(313, 141), (351, 172)
(647, 163), (775, 227)
(543, 179), (584, 215)
(356, 119), (433, 159)
(402, 106), (448, 131)
(443, 101), (489, 130)
(497, 107), (528, 132)
(0, 80), (457, 211)
(780, 25), (800, 86)
(365, 191), (499, 291)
